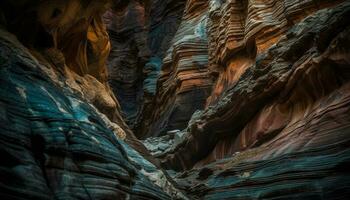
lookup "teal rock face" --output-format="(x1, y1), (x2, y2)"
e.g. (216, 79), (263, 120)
(143, 57), (162, 95)
(0, 31), (170, 200)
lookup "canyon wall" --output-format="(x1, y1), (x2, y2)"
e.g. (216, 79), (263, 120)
(1, 0), (350, 199)
(105, 0), (213, 138)
(0, 1), (184, 199)
(153, 0), (350, 199)
(104, 0), (149, 126)
(104, 0), (187, 132)
(138, 0), (213, 138)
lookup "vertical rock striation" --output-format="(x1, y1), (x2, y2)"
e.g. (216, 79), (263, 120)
(138, 0), (214, 138)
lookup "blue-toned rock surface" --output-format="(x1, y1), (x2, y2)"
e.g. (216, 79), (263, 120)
(0, 28), (172, 199)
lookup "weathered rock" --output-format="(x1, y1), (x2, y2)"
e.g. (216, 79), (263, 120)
(104, 0), (150, 126)
(0, 28), (171, 199)
(138, 0), (213, 138)
(2, 0), (350, 199)
(105, 0), (187, 129)
(0, 1), (182, 199)
(160, 1), (350, 199)
(143, 130), (186, 157)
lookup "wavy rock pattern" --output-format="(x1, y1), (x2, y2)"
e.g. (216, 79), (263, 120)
(105, 0), (188, 130)
(139, 0), (213, 138)
(207, 0), (345, 104)
(1, 0), (350, 200)
(0, 1), (182, 199)
(0, 29), (172, 199)
(104, 0), (150, 126)
(165, 0), (348, 170)
(158, 2), (350, 198)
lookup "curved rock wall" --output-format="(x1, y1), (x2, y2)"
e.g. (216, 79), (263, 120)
(153, 1), (350, 199)
(104, 0), (149, 126)
(1, 0), (350, 200)
(0, 1), (183, 199)
(138, 0), (214, 138)
(207, 0), (345, 104)
(105, 0), (188, 131)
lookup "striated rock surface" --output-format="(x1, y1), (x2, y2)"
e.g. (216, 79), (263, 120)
(138, 0), (214, 138)
(155, 1), (350, 199)
(105, 0), (187, 129)
(104, 0), (150, 126)
(0, 28), (172, 200)
(207, 0), (346, 104)
(1, 0), (350, 199)
(0, 1), (184, 199)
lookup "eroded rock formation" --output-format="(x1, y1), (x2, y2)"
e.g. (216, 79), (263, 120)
(104, 0), (213, 138)
(1, 0), (350, 199)
(104, 0), (187, 131)
(0, 1), (184, 199)
(138, 0), (213, 138)
(155, 0), (350, 199)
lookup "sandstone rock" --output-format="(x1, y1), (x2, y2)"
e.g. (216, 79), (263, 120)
(105, 0), (188, 133)
(138, 0), (213, 138)
(0, 1), (182, 199)
(1, 0), (350, 199)
(163, 0), (350, 170)
(104, 0), (150, 126)
(160, 2), (350, 198)
(0, 28), (171, 199)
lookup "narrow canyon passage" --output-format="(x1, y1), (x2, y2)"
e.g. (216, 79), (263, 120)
(0, 0), (350, 200)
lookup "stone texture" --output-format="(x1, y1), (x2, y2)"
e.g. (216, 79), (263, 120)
(1, 0), (350, 200)
(105, 0), (187, 129)
(162, 0), (350, 169)
(137, 0), (214, 138)
(0, 1), (183, 199)
(104, 0), (148, 126)
(207, 0), (346, 104)
(0, 28), (171, 200)
(157, 1), (350, 199)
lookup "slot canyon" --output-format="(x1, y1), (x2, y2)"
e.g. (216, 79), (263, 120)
(1, 0), (350, 199)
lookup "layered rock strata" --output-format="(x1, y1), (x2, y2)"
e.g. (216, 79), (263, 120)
(154, 1), (350, 199)
(1, 0), (350, 200)
(207, 0), (346, 104)
(0, 1), (184, 199)
(138, 0), (213, 138)
(104, 0), (149, 126)
(105, 0), (187, 130)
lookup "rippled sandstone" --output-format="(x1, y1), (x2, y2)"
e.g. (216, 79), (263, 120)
(1, 0), (350, 200)
(0, 1), (185, 199)
(156, 0), (350, 199)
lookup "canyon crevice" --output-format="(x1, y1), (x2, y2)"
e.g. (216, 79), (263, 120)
(1, 0), (350, 199)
